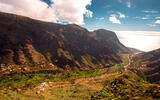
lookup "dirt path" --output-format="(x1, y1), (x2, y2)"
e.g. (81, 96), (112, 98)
(36, 72), (118, 91)
(124, 54), (140, 70)
(124, 55), (131, 69)
(73, 73), (117, 85)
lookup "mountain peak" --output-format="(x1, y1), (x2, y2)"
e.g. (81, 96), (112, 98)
(94, 29), (131, 54)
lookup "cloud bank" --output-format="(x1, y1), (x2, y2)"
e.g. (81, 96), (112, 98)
(0, 0), (93, 24)
(115, 31), (160, 51)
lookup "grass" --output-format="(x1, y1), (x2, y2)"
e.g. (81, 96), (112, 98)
(130, 60), (142, 68)
(1, 70), (159, 100)
(108, 54), (129, 73)
(0, 68), (109, 100)
(91, 71), (160, 100)
(0, 68), (108, 89)
(121, 54), (129, 65)
(48, 84), (101, 100)
(110, 63), (124, 73)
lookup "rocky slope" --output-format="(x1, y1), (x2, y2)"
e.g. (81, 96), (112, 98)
(94, 29), (132, 54)
(0, 12), (130, 72)
(132, 48), (160, 84)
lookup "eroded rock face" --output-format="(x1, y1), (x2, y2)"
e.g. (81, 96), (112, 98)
(132, 48), (160, 84)
(0, 12), (127, 71)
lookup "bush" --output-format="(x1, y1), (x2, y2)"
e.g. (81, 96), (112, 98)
(91, 71), (160, 100)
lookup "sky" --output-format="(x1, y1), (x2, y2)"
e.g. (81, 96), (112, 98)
(0, 0), (160, 51)
(83, 0), (160, 31)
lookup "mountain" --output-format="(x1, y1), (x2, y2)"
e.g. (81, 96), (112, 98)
(128, 47), (142, 54)
(0, 12), (130, 72)
(132, 48), (160, 84)
(94, 29), (132, 54)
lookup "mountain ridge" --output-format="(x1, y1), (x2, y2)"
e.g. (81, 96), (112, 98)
(0, 12), (132, 72)
(0, 12), (134, 73)
(132, 48), (160, 84)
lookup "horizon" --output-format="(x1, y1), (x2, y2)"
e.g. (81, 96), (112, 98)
(0, 0), (160, 51)
(115, 31), (160, 52)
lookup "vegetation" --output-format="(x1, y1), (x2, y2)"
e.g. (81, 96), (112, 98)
(91, 71), (160, 100)
(81, 55), (97, 67)
(130, 60), (142, 68)
(108, 54), (129, 73)
(0, 68), (110, 100)
(1, 70), (160, 100)
(121, 54), (129, 65)
(57, 48), (74, 61)
(110, 64), (124, 73)
(0, 68), (107, 89)
(0, 51), (160, 100)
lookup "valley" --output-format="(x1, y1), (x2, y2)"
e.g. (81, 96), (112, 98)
(0, 12), (160, 100)
(0, 54), (160, 100)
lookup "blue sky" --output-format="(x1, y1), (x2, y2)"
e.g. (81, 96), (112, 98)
(82, 0), (160, 31)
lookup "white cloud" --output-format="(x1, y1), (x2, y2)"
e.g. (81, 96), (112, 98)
(141, 17), (148, 20)
(85, 10), (93, 18)
(0, 0), (93, 25)
(53, 0), (92, 24)
(109, 12), (125, 24)
(155, 17), (160, 19)
(109, 15), (121, 24)
(142, 10), (158, 13)
(127, 1), (131, 8)
(155, 20), (160, 24)
(0, 0), (56, 22)
(117, 12), (126, 18)
(110, 14), (117, 17)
